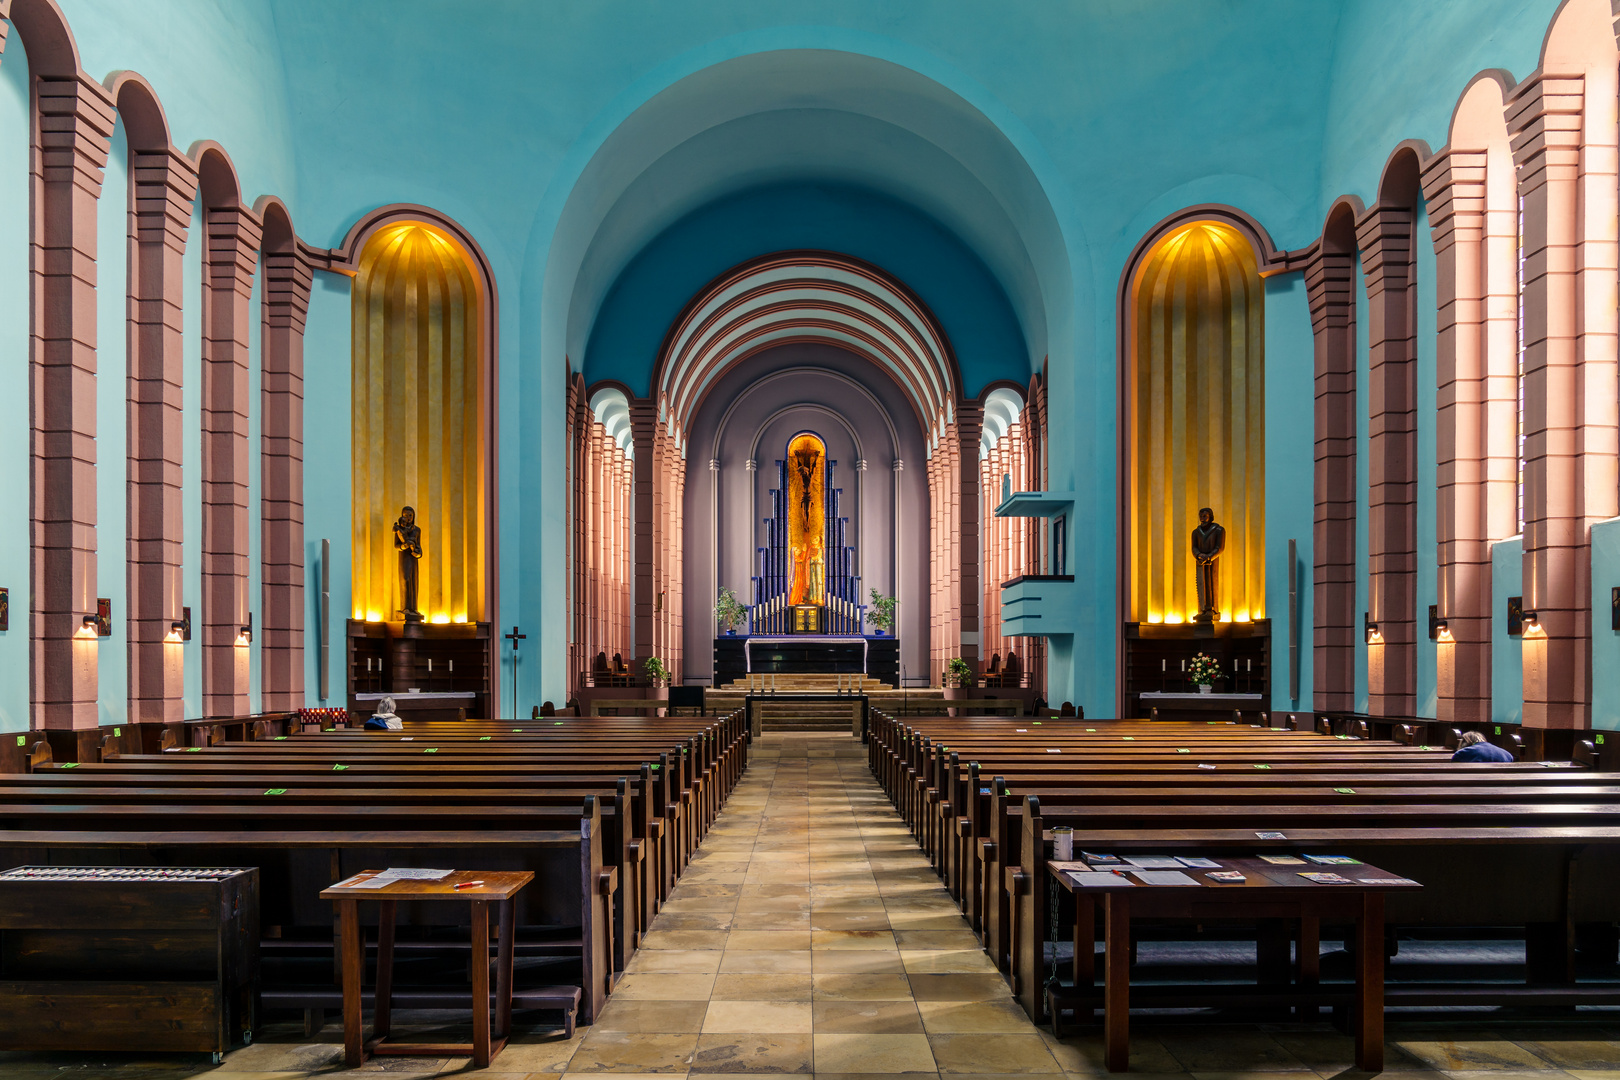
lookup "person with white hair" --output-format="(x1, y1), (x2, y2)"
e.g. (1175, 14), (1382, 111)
(364, 697), (403, 731)
(1451, 730), (1513, 762)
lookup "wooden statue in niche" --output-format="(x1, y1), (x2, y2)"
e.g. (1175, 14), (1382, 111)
(1191, 507), (1225, 623)
(393, 505), (424, 622)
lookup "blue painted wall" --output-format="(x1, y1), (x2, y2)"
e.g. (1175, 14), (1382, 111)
(1492, 536), (1524, 725)
(1588, 520), (1620, 731)
(1414, 199), (1438, 717)
(302, 275), (353, 708)
(0, 33), (28, 732)
(1354, 261), (1370, 713)
(94, 120), (129, 725)
(1265, 273), (1315, 713)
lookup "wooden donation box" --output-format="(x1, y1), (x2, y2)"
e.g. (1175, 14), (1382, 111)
(0, 866), (258, 1056)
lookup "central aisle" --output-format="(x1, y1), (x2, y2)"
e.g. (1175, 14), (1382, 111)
(566, 732), (1069, 1074)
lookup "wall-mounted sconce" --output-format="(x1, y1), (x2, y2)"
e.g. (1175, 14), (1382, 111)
(1507, 595), (1524, 636)
(164, 622), (185, 644)
(75, 615), (99, 640)
(1521, 610), (1541, 636)
(235, 613), (253, 647)
(1364, 612), (1381, 644)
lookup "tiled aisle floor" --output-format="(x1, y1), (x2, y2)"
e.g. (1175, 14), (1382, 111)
(5, 733), (1616, 1079)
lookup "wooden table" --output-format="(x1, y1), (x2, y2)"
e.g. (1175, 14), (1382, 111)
(321, 869), (533, 1068)
(1047, 855), (1421, 1073)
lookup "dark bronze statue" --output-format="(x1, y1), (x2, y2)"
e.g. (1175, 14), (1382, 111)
(393, 505), (423, 621)
(1191, 506), (1226, 623)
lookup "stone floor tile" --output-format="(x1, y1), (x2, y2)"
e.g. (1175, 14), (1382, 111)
(689, 1031), (817, 1073)
(712, 974), (816, 1000)
(813, 1034), (938, 1074)
(593, 998), (712, 1034)
(914, 1000), (1031, 1034)
(812, 950), (906, 974)
(812, 1002), (927, 1035)
(612, 973), (720, 1000)
(566, 1030), (699, 1073)
(1398, 1039), (1566, 1073)
(719, 950), (817, 973)
(926, 1033), (1062, 1074)
(702, 1001), (815, 1035)
(726, 930), (814, 951)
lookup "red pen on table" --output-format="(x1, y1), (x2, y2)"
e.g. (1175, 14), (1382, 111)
(453, 880), (485, 890)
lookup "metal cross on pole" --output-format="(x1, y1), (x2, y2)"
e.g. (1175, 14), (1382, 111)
(504, 625), (526, 720)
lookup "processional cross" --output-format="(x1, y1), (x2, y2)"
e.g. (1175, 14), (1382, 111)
(505, 625), (526, 720)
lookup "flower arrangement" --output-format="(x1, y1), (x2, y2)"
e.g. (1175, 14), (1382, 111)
(945, 657), (975, 688)
(644, 656), (670, 686)
(866, 589), (897, 634)
(1187, 652), (1222, 688)
(714, 587), (747, 634)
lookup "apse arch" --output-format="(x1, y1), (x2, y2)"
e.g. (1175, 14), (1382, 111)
(654, 250), (962, 439)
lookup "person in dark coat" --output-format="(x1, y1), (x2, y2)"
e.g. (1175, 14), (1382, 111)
(1452, 731), (1513, 762)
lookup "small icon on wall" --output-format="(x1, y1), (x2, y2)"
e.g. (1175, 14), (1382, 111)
(182, 606), (192, 642)
(1612, 587), (1619, 632)
(0, 587), (8, 631)
(95, 598), (112, 637)
(1507, 596), (1524, 637)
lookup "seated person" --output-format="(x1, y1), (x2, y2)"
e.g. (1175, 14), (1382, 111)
(364, 696), (403, 730)
(1451, 730), (1513, 762)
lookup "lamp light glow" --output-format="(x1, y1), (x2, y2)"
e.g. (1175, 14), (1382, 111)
(75, 615), (98, 640)
(164, 622), (185, 644)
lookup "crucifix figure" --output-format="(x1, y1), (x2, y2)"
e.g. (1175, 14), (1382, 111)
(1191, 507), (1226, 623)
(504, 625), (526, 720)
(793, 443), (820, 536)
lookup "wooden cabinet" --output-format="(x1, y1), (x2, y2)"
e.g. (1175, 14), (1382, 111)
(1122, 621), (1270, 719)
(347, 620), (493, 719)
(0, 866), (258, 1055)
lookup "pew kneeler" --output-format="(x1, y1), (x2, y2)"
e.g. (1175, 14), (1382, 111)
(322, 869), (533, 1069)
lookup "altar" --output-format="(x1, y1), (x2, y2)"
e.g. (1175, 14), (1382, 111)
(713, 635), (898, 687)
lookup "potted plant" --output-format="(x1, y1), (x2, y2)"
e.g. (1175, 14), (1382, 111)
(943, 656), (976, 716)
(1188, 652), (1221, 694)
(643, 656), (670, 688)
(866, 590), (897, 636)
(714, 587), (747, 636)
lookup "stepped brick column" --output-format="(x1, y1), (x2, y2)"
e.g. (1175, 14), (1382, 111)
(1357, 204), (1418, 716)
(127, 147), (199, 723)
(1509, 70), (1620, 727)
(31, 75), (116, 729)
(955, 400), (983, 672)
(200, 205), (262, 717)
(1306, 246), (1358, 711)
(259, 246), (312, 710)
(629, 399), (657, 667)
(1424, 148), (1513, 722)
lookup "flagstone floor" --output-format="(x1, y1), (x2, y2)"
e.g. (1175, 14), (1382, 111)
(2, 733), (1615, 1079)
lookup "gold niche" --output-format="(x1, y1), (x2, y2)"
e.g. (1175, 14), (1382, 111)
(350, 222), (488, 625)
(1127, 222), (1265, 625)
(785, 432), (827, 611)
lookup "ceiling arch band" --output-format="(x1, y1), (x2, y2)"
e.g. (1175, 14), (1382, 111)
(655, 252), (960, 441)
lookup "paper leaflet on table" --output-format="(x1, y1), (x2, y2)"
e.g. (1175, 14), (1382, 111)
(344, 868), (457, 889)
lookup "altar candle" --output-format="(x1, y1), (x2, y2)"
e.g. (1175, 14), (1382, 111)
(1181, 659), (1186, 672)
(1161, 659), (1166, 672)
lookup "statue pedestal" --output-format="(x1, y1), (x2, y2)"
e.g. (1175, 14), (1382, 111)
(347, 619), (492, 718)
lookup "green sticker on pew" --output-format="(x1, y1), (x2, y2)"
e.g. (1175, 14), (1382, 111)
(1599, 734), (1607, 745)
(275, 736), (288, 740)
(555, 721), (564, 725)
(1087, 728), (1096, 732)
(60, 762), (78, 769)
(513, 729), (522, 733)
(332, 764), (348, 771)
(650, 764), (660, 770)
(1177, 748), (1189, 753)
(186, 747), (201, 752)
(15, 736), (23, 746)
(114, 727), (121, 737)
(264, 788), (287, 795)
(423, 748), (438, 754)
(1033, 721), (1042, 725)
(1253, 763), (1271, 769)
(1495, 726), (1502, 735)
(1335, 787), (1356, 794)
(480, 736), (491, 741)
(1123, 736), (1135, 741)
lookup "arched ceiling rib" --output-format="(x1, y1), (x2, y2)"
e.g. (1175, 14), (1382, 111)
(657, 253), (956, 439)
